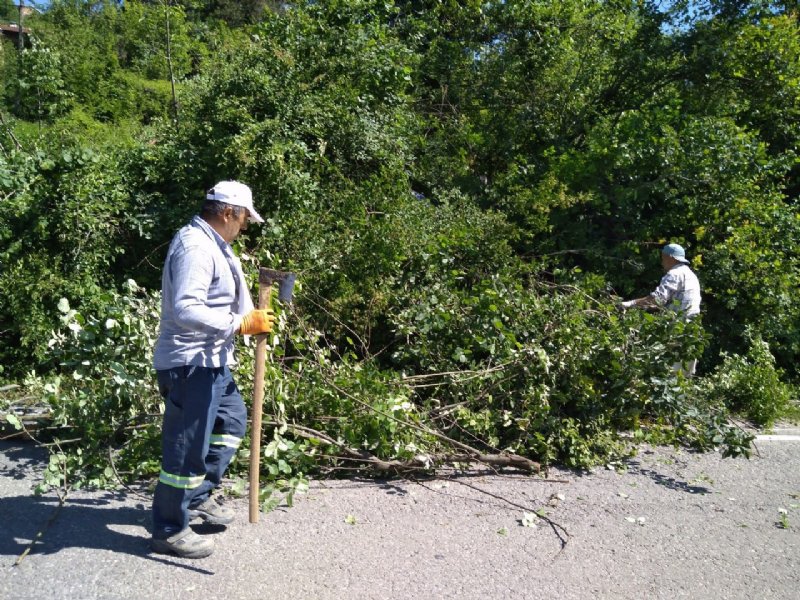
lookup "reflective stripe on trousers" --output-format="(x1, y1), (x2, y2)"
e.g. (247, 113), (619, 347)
(151, 365), (247, 539)
(158, 470), (206, 489)
(209, 433), (243, 449)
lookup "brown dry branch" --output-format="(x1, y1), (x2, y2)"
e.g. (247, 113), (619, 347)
(265, 420), (539, 475)
(399, 363), (509, 383)
(273, 418), (569, 549)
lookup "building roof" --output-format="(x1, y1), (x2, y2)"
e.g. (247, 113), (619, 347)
(0, 23), (31, 34)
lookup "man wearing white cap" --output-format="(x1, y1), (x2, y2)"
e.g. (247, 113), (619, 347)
(150, 181), (274, 558)
(620, 243), (702, 374)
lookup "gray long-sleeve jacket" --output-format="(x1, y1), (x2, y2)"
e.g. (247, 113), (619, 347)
(152, 216), (253, 369)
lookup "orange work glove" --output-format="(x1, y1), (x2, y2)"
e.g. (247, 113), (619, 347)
(239, 309), (275, 335)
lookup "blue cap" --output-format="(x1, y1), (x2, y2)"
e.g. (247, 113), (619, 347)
(662, 243), (690, 264)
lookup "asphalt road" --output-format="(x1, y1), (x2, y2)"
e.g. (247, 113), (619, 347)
(2, 431), (799, 600)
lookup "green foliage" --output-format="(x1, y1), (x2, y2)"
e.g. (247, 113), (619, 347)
(678, 13), (800, 159)
(701, 329), (795, 427)
(4, 39), (71, 122)
(0, 144), (131, 369)
(115, 1), (194, 80)
(120, 0), (422, 325)
(0, 0), (16, 21)
(3, 0), (194, 125)
(20, 3), (125, 122)
(28, 281), (163, 489)
(117, 72), (175, 125)
(234, 303), (437, 473)
(389, 256), (750, 466)
(551, 109), (800, 378)
(14, 265), (753, 494)
(187, 0), (280, 28)
(36, 105), (143, 148)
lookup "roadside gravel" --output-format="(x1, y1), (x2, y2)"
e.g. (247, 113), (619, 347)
(2, 434), (799, 600)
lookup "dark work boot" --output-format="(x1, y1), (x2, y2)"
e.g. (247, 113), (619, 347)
(188, 496), (235, 525)
(151, 528), (214, 559)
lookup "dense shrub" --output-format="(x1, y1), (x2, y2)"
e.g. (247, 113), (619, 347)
(701, 330), (795, 427)
(0, 144), (132, 369)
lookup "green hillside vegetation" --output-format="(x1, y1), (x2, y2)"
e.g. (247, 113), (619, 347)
(0, 1), (798, 495)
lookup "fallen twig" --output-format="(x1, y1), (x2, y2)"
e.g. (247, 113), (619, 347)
(412, 476), (570, 553)
(13, 428), (71, 566)
(107, 446), (152, 501)
(14, 497), (66, 566)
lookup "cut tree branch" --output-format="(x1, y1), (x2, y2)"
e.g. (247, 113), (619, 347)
(265, 421), (540, 474)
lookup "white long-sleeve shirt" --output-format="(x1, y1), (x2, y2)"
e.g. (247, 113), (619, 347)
(651, 263), (701, 318)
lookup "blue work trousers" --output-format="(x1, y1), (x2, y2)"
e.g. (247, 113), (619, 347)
(152, 365), (247, 539)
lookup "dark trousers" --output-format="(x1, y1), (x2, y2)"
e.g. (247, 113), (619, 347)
(152, 365), (247, 539)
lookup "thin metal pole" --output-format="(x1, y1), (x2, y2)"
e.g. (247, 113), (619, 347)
(15, 1), (23, 113)
(164, 0), (179, 126)
(17, 1), (23, 51)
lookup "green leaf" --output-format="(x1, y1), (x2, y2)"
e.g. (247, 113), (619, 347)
(5, 413), (22, 430)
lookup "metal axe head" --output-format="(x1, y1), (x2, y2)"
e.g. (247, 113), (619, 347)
(259, 268), (296, 303)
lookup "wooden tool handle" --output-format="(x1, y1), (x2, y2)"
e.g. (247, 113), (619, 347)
(248, 283), (272, 523)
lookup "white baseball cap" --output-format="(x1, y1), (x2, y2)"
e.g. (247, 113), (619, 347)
(206, 181), (264, 223)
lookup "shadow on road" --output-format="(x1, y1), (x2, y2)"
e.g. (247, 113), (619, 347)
(1, 440), (216, 573)
(0, 441), (48, 481)
(1, 493), (137, 557)
(1, 493), (216, 574)
(624, 460), (712, 494)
